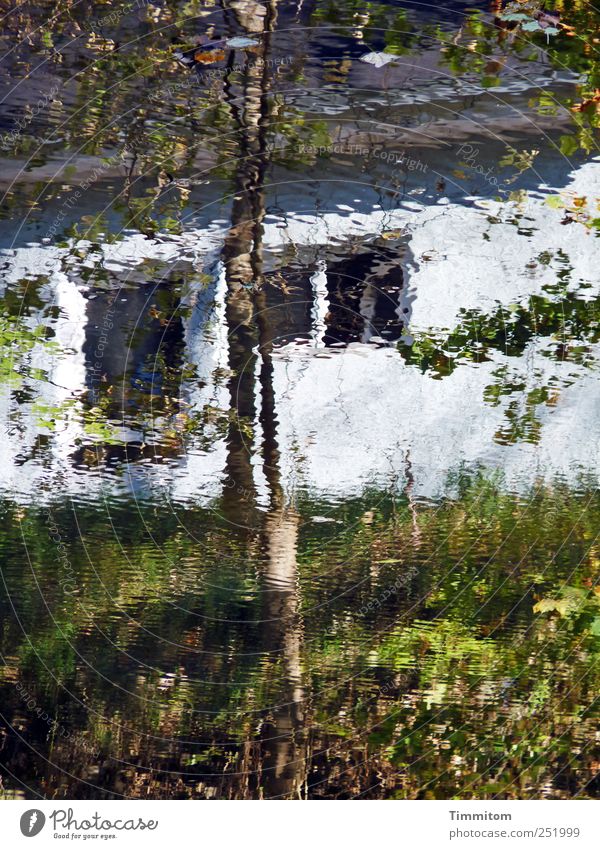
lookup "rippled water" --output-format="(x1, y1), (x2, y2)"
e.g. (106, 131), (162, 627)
(0, 0), (599, 799)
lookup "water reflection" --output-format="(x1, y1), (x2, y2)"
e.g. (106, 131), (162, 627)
(0, 0), (599, 800)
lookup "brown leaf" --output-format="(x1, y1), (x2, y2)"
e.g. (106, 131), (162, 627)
(484, 58), (505, 74)
(571, 91), (600, 113)
(194, 49), (225, 64)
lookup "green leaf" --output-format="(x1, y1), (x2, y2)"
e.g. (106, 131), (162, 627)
(534, 598), (571, 615)
(560, 135), (579, 157)
(534, 587), (587, 617)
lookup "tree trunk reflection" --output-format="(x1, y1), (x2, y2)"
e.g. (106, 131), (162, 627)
(219, 0), (307, 798)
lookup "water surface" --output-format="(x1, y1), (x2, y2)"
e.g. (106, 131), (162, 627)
(0, 0), (599, 799)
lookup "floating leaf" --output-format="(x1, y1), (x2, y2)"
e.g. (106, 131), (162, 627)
(174, 50), (194, 65)
(545, 195), (565, 208)
(538, 11), (560, 28)
(485, 59), (506, 74)
(522, 20), (543, 31)
(359, 51), (400, 68)
(508, 189), (526, 203)
(533, 598), (569, 614)
(500, 12), (530, 21)
(572, 90), (600, 113)
(226, 37), (259, 49)
(534, 587), (586, 616)
(559, 134), (579, 156)
(194, 49), (225, 64)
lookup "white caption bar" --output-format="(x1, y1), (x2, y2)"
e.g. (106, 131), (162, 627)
(1, 799), (598, 848)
